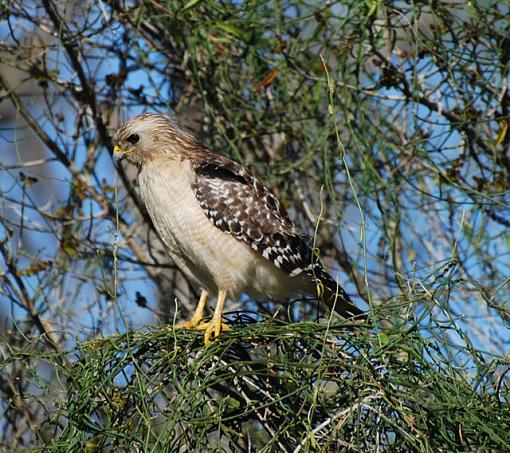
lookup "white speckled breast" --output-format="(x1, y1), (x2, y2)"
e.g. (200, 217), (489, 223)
(138, 158), (248, 297)
(138, 158), (311, 301)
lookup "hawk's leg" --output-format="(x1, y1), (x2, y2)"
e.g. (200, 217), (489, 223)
(197, 289), (230, 346)
(175, 290), (208, 330)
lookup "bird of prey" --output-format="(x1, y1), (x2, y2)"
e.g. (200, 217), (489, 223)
(113, 113), (364, 346)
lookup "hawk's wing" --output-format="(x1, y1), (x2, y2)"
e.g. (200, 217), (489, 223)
(191, 153), (319, 278)
(191, 153), (363, 317)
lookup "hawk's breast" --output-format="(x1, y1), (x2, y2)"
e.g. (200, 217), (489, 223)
(137, 158), (261, 297)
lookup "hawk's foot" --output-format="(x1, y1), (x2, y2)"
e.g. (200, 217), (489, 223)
(197, 318), (230, 346)
(173, 290), (208, 331)
(174, 315), (203, 330)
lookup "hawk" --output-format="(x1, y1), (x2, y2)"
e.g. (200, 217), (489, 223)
(113, 113), (364, 345)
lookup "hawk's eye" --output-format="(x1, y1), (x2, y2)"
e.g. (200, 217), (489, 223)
(126, 133), (140, 145)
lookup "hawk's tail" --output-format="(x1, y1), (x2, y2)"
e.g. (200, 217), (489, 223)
(318, 271), (366, 320)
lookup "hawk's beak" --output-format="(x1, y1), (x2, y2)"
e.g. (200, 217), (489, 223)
(113, 145), (127, 163)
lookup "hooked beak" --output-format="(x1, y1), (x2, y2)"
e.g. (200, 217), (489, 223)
(113, 145), (127, 163)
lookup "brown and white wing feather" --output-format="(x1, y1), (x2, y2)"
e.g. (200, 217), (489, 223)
(191, 153), (364, 318)
(191, 154), (315, 276)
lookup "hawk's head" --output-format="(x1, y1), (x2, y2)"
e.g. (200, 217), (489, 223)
(113, 113), (201, 166)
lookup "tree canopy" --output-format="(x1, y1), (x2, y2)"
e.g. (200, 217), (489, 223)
(0, 1), (509, 450)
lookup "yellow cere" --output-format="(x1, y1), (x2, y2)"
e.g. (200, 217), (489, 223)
(113, 145), (127, 154)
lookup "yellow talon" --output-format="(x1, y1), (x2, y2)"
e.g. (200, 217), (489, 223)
(174, 318), (201, 330)
(201, 289), (229, 346)
(172, 289), (229, 347)
(196, 321), (230, 332)
(174, 290), (208, 330)
(197, 320), (230, 346)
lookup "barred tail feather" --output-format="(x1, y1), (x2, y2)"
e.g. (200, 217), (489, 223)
(319, 272), (366, 320)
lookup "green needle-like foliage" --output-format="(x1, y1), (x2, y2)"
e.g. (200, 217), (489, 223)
(5, 315), (507, 452)
(0, 1), (509, 450)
